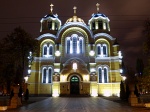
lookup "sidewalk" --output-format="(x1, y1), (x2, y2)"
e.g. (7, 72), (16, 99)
(5, 96), (150, 112)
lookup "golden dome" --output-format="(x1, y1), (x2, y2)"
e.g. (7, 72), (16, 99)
(66, 16), (85, 24)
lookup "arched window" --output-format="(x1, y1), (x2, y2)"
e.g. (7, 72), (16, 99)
(97, 43), (108, 57)
(79, 38), (83, 53)
(48, 68), (52, 83)
(98, 66), (109, 83)
(97, 45), (101, 55)
(73, 36), (77, 54)
(42, 43), (53, 57)
(42, 67), (53, 83)
(104, 67), (108, 83)
(43, 45), (47, 55)
(65, 34), (84, 55)
(102, 44), (107, 57)
(98, 67), (102, 83)
(66, 39), (70, 54)
(42, 68), (47, 83)
(49, 45), (53, 55)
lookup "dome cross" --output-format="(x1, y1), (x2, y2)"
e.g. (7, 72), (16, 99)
(96, 3), (100, 13)
(73, 6), (77, 16)
(50, 4), (54, 13)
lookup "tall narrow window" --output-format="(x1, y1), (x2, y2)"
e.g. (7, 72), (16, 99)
(92, 22), (95, 30)
(97, 44), (108, 57)
(73, 37), (77, 54)
(79, 39), (83, 53)
(98, 20), (103, 29)
(49, 45), (53, 55)
(42, 67), (53, 83)
(97, 45), (101, 55)
(104, 68), (108, 83)
(98, 68), (102, 83)
(55, 22), (58, 30)
(42, 43), (54, 57)
(98, 67), (109, 83)
(48, 68), (52, 83)
(67, 39), (70, 54)
(48, 21), (52, 30)
(43, 68), (47, 83)
(43, 45), (47, 55)
(65, 34), (84, 54)
(103, 45), (107, 56)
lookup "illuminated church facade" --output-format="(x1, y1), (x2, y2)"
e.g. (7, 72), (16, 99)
(28, 3), (123, 97)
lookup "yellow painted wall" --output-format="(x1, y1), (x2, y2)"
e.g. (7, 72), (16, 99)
(98, 83), (120, 96)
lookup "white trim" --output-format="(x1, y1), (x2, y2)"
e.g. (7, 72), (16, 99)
(37, 33), (56, 40)
(94, 33), (115, 41)
(56, 22), (93, 38)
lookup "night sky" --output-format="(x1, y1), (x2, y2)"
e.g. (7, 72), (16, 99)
(0, 0), (150, 70)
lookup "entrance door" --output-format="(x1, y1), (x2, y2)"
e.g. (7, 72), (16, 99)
(70, 76), (79, 95)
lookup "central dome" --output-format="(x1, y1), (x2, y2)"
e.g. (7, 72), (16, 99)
(66, 16), (85, 24)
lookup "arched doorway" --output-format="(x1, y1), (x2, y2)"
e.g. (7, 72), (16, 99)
(70, 76), (79, 95)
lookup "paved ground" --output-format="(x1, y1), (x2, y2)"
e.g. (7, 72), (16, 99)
(4, 96), (150, 112)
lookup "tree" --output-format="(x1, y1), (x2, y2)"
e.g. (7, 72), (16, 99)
(143, 19), (150, 56)
(136, 19), (150, 94)
(120, 80), (126, 100)
(0, 26), (38, 93)
(136, 58), (144, 76)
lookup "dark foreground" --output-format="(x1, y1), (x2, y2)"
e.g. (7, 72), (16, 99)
(2, 96), (149, 112)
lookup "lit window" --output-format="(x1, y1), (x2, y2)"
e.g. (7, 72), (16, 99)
(43, 45), (47, 55)
(73, 37), (77, 54)
(43, 68), (47, 83)
(104, 68), (108, 83)
(65, 34), (84, 54)
(97, 43), (108, 57)
(42, 67), (52, 83)
(98, 67), (102, 83)
(72, 62), (77, 71)
(98, 67), (109, 83)
(49, 45), (53, 55)
(42, 43), (53, 57)
(97, 45), (101, 55)
(48, 68), (52, 83)
(66, 39), (70, 54)
(79, 38), (83, 53)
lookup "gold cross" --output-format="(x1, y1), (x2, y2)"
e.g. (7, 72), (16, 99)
(50, 4), (54, 13)
(96, 3), (100, 13)
(73, 6), (77, 15)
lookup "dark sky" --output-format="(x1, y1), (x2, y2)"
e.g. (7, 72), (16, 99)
(0, 0), (150, 70)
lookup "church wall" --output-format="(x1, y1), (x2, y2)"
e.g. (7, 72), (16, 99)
(80, 82), (90, 95)
(98, 83), (120, 96)
(60, 82), (70, 95)
(39, 84), (52, 95)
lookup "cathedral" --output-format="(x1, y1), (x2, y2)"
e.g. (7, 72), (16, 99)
(28, 3), (123, 97)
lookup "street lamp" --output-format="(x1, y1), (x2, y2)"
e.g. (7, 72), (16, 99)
(24, 76), (29, 83)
